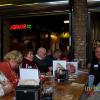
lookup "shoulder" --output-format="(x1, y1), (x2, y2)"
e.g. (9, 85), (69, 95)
(46, 55), (54, 60)
(33, 55), (39, 61)
(0, 62), (9, 67)
(22, 58), (29, 63)
(33, 55), (37, 59)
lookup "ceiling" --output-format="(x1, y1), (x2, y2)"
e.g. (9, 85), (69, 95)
(0, 0), (69, 17)
(0, 0), (100, 17)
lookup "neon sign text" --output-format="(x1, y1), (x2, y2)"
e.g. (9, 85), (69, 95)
(10, 24), (31, 30)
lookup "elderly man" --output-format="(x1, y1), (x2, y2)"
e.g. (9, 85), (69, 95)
(33, 47), (49, 73)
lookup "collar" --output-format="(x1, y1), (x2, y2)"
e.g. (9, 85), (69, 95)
(36, 54), (42, 60)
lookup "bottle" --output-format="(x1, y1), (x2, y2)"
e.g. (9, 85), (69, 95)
(66, 69), (69, 80)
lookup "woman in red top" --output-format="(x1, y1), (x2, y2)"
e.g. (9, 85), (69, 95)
(0, 50), (23, 89)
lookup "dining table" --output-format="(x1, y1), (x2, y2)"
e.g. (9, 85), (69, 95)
(1, 71), (88, 100)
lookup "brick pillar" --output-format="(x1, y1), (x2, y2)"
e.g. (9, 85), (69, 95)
(73, 0), (87, 68)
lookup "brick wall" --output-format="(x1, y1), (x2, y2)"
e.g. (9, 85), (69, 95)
(73, 0), (87, 68)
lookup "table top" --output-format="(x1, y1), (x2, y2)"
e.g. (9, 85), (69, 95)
(1, 73), (88, 100)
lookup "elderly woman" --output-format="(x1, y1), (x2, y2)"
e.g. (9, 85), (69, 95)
(0, 50), (23, 90)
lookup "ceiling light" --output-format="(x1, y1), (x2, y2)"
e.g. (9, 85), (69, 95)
(0, 4), (14, 7)
(64, 20), (69, 24)
(48, 1), (68, 5)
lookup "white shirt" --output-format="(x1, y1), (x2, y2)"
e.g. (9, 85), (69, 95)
(36, 54), (42, 60)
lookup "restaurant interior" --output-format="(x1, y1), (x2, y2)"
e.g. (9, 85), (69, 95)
(7, 13), (70, 53)
(0, 0), (100, 100)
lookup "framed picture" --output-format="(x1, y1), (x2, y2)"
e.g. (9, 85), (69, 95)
(53, 60), (67, 77)
(66, 62), (78, 79)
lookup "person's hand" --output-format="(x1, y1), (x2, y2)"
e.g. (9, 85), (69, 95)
(87, 63), (91, 71)
(47, 71), (52, 76)
(3, 82), (13, 95)
(40, 73), (46, 81)
(1, 80), (9, 86)
(86, 88), (95, 96)
(48, 66), (52, 71)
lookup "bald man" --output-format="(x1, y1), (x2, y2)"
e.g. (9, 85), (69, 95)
(37, 47), (47, 60)
(33, 47), (49, 73)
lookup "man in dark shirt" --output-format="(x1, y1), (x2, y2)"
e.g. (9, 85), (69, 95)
(46, 49), (62, 67)
(33, 47), (49, 73)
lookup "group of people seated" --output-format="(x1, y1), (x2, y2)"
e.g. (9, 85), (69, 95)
(0, 47), (69, 97)
(1, 44), (100, 98)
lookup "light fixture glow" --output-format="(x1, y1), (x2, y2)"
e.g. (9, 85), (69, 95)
(64, 20), (69, 24)
(61, 32), (70, 38)
(48, 1), (68, 5)
(0, 4), (14, 7)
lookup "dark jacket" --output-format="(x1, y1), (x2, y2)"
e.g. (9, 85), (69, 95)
(33, 55), (49, 73)
(89, 60), (100, 85)
(21, 58), (37, 69)
(46, 55), (56, 67)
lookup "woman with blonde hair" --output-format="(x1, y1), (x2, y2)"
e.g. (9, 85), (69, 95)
(0, 50), (23, 90)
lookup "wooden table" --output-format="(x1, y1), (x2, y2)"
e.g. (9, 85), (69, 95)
(1, 73), (88, 100)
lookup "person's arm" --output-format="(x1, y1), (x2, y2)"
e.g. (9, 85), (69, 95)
(2, 81), (13, 95)
(0, 72), (13, 96)
(0, 80), (13, 97)
(87, 63), (92, 72)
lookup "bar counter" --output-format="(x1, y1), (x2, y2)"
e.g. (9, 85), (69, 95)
(1, 73), (88, 100)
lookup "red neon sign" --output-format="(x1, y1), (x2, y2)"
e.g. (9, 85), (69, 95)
(10, 24), (31, 30)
